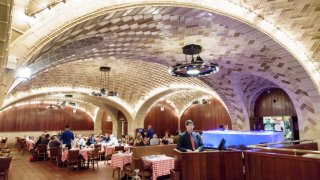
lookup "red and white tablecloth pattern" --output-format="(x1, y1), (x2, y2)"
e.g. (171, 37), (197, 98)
(104, 146), (115, 156)
(110, 153), (132, 170)
(61, 148), (94, 162)
(142, 156), (174, 180)
(103, 145), (132, 156)
(26, 139), (34, 151)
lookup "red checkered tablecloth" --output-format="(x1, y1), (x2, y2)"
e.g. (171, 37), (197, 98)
(61, 148), (94, 162)
(110, 153), (132, 170)
(26, 139), (34, 151)
(103, 145), (132, 156)
(142, 156), (174, 180)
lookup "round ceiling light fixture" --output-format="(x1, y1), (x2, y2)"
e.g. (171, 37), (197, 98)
(170, 44), (219, 77)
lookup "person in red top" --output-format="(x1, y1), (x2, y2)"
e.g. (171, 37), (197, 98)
(177, 120), (204, 152)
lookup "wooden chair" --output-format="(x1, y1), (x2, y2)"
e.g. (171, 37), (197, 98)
(18, 139), (24, 153)
(15, 137), (20, 148)
(124, 158), (152, 180)
(1, 148), (10, 156)
(115, 146), (125, 153)
(1, 138), (7, 144)
(88, 148), (100, 170)
(94, 144), (104, 160)
(19, 139), (29, 155)
(37, 144), (47, 162)
(49, 147), (60, 166)
(0, 153), (9, 157)
(67, 150), (80, 171)
(103, 146), (112, 165)
(0, 143), (6, 151)
(0, 156), (12, 180)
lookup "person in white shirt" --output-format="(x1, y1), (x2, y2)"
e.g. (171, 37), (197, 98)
(78, 135), (86, 148)
(149, 134), (160, 146)
(107, 134), (119, 146)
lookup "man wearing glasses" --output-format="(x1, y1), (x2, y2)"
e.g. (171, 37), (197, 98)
(177, 120), (204, 152)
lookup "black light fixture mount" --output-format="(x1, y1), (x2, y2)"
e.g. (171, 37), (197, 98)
(170, 44), (219, 77)
(91, 66), (117, 97)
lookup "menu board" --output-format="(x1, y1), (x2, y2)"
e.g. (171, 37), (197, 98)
(263, 116), (292, 140)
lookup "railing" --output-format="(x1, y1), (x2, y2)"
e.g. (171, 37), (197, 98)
(247, 139), (320, 155)
(248, 139), (313, 147)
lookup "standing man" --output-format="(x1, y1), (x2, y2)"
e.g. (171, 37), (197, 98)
(60, 125), (74, 149)
(146, 125), (155, 139)
(177, 120), (204, 152)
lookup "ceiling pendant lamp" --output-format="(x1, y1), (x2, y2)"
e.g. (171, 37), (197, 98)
(170, 44), (219, 77)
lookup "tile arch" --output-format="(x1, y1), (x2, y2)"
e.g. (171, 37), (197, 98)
(10, 0), (319, 93)
(3, 90), (134, 129)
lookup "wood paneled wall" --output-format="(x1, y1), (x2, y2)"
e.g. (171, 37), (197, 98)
(174, 150), (243, 180)
(144, 100), (179, 137)
(244, 151), (320, 180)
(180, 98), (232, 131)
(0, 104), (93, 131)
(254, 88), (296, 117)
(101, 111), (112, 134)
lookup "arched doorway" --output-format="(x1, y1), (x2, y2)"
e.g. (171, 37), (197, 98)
(252, 88), (299, 140)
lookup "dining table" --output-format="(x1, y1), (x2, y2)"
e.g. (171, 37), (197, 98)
(142, 155), (174, 180)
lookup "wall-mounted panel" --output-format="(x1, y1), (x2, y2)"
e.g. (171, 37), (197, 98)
(254, 88), (296, 117)
(180, 98), (232, 131)
(144, 100), (179, 137)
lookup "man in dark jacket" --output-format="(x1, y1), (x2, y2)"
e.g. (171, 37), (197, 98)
(146, 125), (155, 139)
(177, 120), (204, 152)
(60, 125), (74, 149)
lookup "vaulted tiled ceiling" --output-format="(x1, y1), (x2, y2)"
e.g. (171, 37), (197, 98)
(13, 58), (211, 105)
(5, 1), (320, 132)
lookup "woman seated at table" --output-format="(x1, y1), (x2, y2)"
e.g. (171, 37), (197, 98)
(86, 134), (96, 146)
(168, 135), (175, 144)
(162, 131), (170, 140)
(122, 135), (134, 145)
(40, 134), (50, 145)
(143, 137), (149, 146)
(149, 134), (160, 146)
(134, 134), (144, 147)
(95, 135), (102, 143)
(48, 136), (61, 148)
(34, 135), (42, 149)
(77, 135), (86, 148)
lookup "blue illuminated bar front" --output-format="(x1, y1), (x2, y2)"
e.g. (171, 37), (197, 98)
(202, 130), (284, 148)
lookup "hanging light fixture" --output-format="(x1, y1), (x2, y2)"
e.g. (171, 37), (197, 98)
(91, 66), (117, 97)
(170, 44), (219, 77)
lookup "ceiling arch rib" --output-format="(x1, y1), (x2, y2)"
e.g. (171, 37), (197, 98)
(134, 89), (220, 125)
